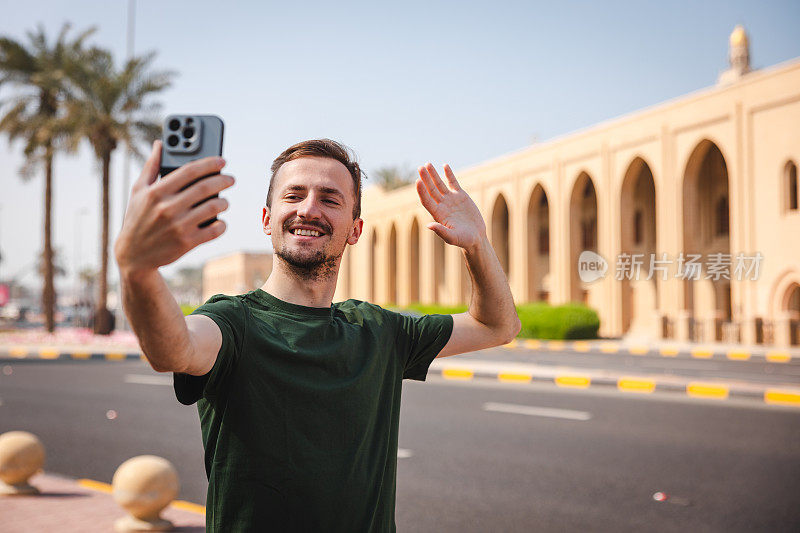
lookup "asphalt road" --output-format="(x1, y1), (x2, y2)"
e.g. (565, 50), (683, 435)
(1, 358), (799, 532)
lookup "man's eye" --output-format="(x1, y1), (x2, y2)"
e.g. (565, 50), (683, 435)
(324, 199), (339, 205)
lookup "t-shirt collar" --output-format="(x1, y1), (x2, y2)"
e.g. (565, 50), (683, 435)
(251, 288), (334, 319)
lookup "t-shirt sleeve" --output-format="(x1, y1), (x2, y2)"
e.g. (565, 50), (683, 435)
(173, 294), (246, 405)
(394, 312), (454, 381)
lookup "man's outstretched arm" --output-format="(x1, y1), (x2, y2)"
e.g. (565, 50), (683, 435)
(114, 141), (234, 375)
(415, 163), (521, 358)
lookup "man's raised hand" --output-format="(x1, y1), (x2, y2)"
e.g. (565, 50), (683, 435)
(416, 163), (486, 252)
(114, 140), (234, 277)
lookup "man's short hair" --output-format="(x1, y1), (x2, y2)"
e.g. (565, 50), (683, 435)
(268, 139), (363, 220)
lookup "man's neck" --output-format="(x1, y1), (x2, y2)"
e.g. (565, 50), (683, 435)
(260, 257), (339, 308)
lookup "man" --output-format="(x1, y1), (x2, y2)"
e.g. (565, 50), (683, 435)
(115, 138), (520, 532)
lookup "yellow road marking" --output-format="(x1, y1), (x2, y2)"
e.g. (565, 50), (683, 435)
(660, 346), (679, 357)
(572, 341), (590, 352)
(547, 340), (565, 351)
(765, 351), (791, 363)
(105, 353), (126, 361)
(690, 348), (714, 359)
(555, 375), (591, 388)
(497, 372), (532, 383)
(503, 339), (518, 349)
(600, 342), (619, 353)
(726, 350), (750, 361)
(617, 378), (656, 393)
(71, 352), (91, 360)
(764, 389), (800, 407)
(172, 499), (206, 515)
(628, 346), (650, 355)
(78, 478), (112, 493)
(442, 368), (474, 380)
(686, 382), (729, 399)
(9, 347), (28, 358)
(524, 339), (541, 350)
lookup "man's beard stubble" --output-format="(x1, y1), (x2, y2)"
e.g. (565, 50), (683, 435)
(275, 245), (338, 281)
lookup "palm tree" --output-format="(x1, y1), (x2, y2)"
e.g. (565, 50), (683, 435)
(0, 23), (95, 332)
(65, 47), (173, 334)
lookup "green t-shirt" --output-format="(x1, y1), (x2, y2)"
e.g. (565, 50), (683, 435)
(173, 289), (453, 532)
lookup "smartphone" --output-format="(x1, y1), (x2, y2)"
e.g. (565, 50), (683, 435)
(160, 114), (225, 228)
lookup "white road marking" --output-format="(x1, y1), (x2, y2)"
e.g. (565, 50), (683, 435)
(397, 448), (413, 458)
(483, 402), (592, 421)
(124, 374), (172, 386)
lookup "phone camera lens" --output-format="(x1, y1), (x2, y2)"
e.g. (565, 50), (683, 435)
(168, 119), (181, 131)
(167, 134), (179, 147)
(183, 141), (191, 148)
(183, 127), (195, 139)
(186, 117), (194, 125)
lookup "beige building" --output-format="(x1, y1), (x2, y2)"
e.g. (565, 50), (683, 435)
(202, 252), (273, 302)
(334, 27), (800, 347)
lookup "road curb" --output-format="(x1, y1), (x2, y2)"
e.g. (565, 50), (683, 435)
(501, 339), (797, 364)
(430, 361), (800, 408)
(0, 347), (142, 362)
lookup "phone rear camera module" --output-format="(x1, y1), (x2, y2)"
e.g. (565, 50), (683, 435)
(168, 119), (181, 131)
(167, 134), (180, 147)
(183, 127), (196, 139)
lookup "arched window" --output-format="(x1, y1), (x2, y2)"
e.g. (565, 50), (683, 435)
(715, 196), (729, 237)
(786, 161), (798, 212)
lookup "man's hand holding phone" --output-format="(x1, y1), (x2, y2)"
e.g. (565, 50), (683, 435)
(114, 140), (234, 278)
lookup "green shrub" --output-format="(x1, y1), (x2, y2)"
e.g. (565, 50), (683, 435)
(516, 302), (599, 339)
(396, 301), (599, 340)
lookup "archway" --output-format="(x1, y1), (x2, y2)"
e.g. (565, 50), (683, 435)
(388, 224), (397, 304)
(526, 184), (550, 302)
(369, 229), (377, 302)
(409, 218), (420, 303)
(569, 172), (598, 304)
(434, 234), (446, 302)
(785, 283), (800, 346)
(682, 140), (731, 342)
(620, 157), (657, 335)
(491, 194), (510, 278)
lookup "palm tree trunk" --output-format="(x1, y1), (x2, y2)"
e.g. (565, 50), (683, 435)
(94, 150), (113, 335)
(42, 149), (55, 332)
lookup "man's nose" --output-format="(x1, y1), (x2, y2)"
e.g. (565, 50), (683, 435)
(296, 195), (322, 219)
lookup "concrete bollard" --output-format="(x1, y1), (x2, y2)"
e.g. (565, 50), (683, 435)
(112, 455), (180, 532)
(0, 431), (45, 495)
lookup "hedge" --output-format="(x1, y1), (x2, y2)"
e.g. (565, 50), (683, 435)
(397, 301), (599, 340)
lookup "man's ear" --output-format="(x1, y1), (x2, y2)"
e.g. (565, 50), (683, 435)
(262, 206), (272, 236)
(347, 218), (364, 245)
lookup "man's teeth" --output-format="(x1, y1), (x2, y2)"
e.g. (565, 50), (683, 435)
(292, 229), (321, 236)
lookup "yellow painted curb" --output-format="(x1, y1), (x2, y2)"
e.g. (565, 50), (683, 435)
(600, 342), (619, 353)
(78, 478), (112, 493)
(617, 378), (656, 393)
(38, 348), (60, 359)
(9, 347), (28, 358)
(71, 352), (91, 360)
(547, 340), (565, 351)
(660, 346), (679, 357)
(503, 339), (518, 349)
(765, 351), (791, 363)
(140, 354), (149, 361)
(523, 339), (541, 349)
(764, 389), (800, 406)
(690, 348), (714, 359)
(555, 375), (591, 388)
(686, 382), (729, 399)
(628, 346), (650, 355)
(497, 372), (532, 383)
(172, 499), (206, 515)
(442, 368), (474, 380)
(572, 341), (591, 352)
(105, 353), (126, 361)
(726, 350), (750, 361)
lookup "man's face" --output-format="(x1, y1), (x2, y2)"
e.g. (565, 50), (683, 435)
(262, 156), (363, 278)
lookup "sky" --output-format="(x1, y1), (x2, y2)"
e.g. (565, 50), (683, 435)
(1, 0), (799, 296)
